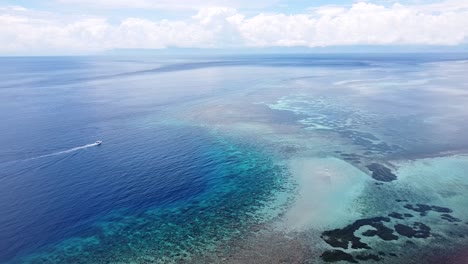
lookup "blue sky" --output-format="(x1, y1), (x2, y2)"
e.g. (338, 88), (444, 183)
(0, 0), (467, 55)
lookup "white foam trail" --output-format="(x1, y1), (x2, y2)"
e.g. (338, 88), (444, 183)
(28, 143), (99, 160)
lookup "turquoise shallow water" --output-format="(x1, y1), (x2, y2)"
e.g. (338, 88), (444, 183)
(1, 54), (468, 263)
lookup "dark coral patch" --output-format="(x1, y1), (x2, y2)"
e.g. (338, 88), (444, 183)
(404, 204), (452, 216)
(394, 222), (431, 238)
(388, 212), (414, 219)
(366, 163), (397, 182)
(340, 153), (360, 158)
(340, 153), (362, 163)
(356, 253), (382, 261)
(404, 204), (431, 216)
(441, 214), (461, 223)
(321, 217), (397, 250)
(363, 223), (398, 241)
(362, 229), (378, 237)
(341, 129), (402, 154)
(388, 212), (404, 220)
(432, 205), (453, 213)
(321, 250), (357, 263)
(342, 157), (359, 161)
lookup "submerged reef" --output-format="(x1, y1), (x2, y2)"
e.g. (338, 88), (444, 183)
(441, 214), (461, 223)
(320, 202), (461, 263)
(268, 95), (404, 158)
(366, 163), (397, 182)
(394, 222), (431, 238)
(388, 212), (405, 219)
(321, 250), (357, 263)
(403, 204), (452, 216)
(388, 212), (414, 220)
(321, 217), (397, 250)
(355, 253), (382, 261)
(338, 153), (363, 164)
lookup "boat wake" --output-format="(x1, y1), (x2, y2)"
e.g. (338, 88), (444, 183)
(0, 142), (102, 178)
(28, 142), (101, 161)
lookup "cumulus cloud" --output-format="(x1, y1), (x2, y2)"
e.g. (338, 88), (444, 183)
(0, 1), (467, 54)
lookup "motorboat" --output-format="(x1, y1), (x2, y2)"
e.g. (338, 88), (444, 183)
(95, 141), (102, 145)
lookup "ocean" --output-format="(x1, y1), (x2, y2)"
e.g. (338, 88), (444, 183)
(1, 54), (468, 263)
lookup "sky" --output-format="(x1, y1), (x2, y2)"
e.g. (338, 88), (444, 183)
(0, 0), (467, 55)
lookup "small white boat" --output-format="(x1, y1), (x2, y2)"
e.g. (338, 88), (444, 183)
(95, 141), (102, 145)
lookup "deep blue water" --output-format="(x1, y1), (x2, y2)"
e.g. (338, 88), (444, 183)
(1, 54), (468, 263)
(0, 56), (293, 263)
(2, 124), (213, 259)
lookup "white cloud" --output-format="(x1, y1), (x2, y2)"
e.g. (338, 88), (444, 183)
(0, 1), (467, 54)
(0, 5), (28, 12)
(55, 0), (276, 10)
